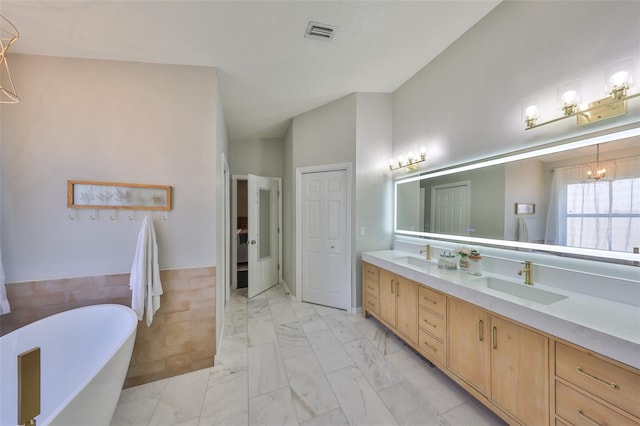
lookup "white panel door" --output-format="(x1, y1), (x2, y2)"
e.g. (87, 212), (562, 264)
(248, 174), (279, 298)
(431, 182), (470, 235)
(301, 170), (348, 309)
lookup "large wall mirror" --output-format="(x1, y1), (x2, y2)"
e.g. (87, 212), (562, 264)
(394, 125), (640, 264)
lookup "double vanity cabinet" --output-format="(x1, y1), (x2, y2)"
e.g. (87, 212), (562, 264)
(362, 259), (640, 426)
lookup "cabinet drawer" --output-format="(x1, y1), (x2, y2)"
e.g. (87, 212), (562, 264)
(419, 329), (445, 365)
(418, 286), (446, 317)
(418, 307), (445, 341)
(365, 293), (378, 314)
(364, 263), (379, 282)
(364, 278), (379, 296)
(556, 343), (640, 418)
(556, 381), (638, 426)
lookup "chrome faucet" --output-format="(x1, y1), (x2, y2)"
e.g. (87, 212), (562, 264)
(518, 260), (533, 285)
(419, 244), (431, 260)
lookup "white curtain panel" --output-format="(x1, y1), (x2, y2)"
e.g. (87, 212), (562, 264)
(545, 156), (640, 252)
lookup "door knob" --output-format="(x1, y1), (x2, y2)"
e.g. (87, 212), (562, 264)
(250, 240), (256, 245)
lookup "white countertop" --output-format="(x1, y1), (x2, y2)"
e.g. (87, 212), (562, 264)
(362, 250), (640, 369)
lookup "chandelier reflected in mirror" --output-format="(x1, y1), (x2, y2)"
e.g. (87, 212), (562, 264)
(586, 144), (616, 181)
(0, 14), (20, 104)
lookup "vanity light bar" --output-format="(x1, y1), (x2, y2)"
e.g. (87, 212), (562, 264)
(526, 92), (640, 130)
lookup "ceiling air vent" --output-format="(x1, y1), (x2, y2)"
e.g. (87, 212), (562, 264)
(305, 21), (337, 41)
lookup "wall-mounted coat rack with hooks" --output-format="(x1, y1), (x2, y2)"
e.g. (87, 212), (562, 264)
(67, 180), (171, 221)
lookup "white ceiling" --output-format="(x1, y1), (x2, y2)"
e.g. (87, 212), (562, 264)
(2, 1), (500, 141)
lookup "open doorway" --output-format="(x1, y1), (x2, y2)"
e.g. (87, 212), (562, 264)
(232, 175), (282, 298)
(233, 178), (249, 289)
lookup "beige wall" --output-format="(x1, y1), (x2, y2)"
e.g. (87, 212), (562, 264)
(229, 138), (284, 177)
(354, 93), (393, 308)
(1, 55), (221, 283)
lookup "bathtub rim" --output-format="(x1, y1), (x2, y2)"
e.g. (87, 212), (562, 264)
(1, 303), (138, 426)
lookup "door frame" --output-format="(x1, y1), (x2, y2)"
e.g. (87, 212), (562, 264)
(216, 153), (231, 361)
(231, 175), (245, 291)
(231, 174), (283, 292)
(295, 163), (352, 311)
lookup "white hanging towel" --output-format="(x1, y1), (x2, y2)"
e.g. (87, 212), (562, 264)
(518, 217), (530, 243)
(130, 215), (163, 326)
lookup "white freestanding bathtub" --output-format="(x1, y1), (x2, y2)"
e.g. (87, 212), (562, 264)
(0, 304), (138, 426)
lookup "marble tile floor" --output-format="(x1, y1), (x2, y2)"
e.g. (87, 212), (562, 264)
(111, 284), (506, 426)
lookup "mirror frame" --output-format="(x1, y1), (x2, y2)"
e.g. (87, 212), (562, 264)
(394, 124), (640, 263)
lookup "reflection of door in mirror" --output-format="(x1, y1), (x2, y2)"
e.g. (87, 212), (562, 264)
(430, 182), (470, 235)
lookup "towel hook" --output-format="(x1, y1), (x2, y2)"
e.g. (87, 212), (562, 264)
(90, 209), (98, 221)
(68, 209), (77, 220)
(129, 212), (134, 221)
(109, 209), (117, 221)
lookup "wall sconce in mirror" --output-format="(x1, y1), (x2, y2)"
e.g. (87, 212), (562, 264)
(389, 147), (426, 172)
(524, 58), (639, 130)
(0, 15), (20, 104)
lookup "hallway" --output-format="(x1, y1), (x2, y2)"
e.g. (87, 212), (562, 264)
(111, 284), (504, 425)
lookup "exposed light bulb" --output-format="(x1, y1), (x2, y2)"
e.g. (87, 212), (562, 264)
(525, 105), (538, 119)
(610, 71), (629, 88)
(561, 90), (578, 105)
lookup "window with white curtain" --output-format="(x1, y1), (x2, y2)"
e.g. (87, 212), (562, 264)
(545, 156), (640, 253)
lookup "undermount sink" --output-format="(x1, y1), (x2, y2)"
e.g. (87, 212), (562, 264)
(475, 276), (568, 305)
(394, 256), (436, 270)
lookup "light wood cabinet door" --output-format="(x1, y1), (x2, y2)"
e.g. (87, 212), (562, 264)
(448, 298), (490, 395)
(378, 268), (396, 327)
(490, 316), (549, 425)
(396, 277), (418, 343)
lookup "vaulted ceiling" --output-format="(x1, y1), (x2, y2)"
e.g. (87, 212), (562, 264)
(2, 1), (501, 140)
